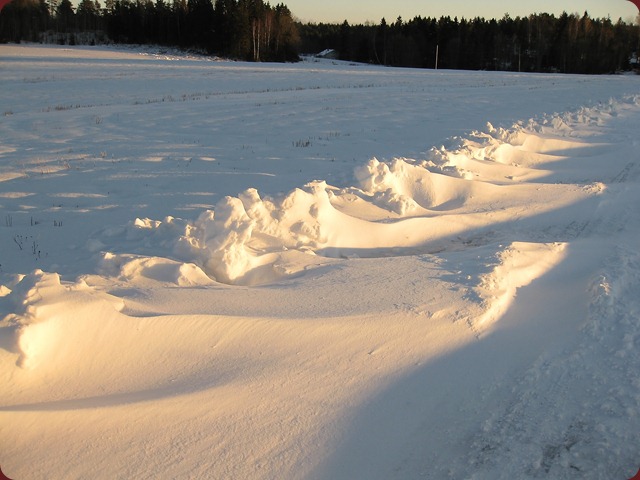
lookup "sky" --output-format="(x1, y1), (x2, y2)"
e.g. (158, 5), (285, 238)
(286, 0), (640, 24)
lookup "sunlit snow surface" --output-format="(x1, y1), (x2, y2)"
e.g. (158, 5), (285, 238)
(1, 44), (640, 479)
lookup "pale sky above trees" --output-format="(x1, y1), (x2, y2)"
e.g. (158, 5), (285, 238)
(287, 0), (639, 24)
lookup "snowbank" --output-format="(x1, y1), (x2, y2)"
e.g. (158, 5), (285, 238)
(103, 96), (638, 286)
(0, 270), (124, 369)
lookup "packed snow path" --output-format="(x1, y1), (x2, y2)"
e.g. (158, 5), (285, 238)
(1, 45), (640, 479)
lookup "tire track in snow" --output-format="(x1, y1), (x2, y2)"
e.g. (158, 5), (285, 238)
(436, 106), (640, 479)
(455, 245), (640, 480)
(570, 157), (639, 240)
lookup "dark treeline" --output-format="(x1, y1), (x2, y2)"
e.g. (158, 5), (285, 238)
(300, 13), (640, 74)
(2, 1), (639, 72)
(0, 0), (300, 61)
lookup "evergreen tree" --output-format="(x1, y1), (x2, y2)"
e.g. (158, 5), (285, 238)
(55, 0), (74, 31)
(77, 0), (100, 31)
(0, 0), (50, 42)
(186, 0), (213, 50)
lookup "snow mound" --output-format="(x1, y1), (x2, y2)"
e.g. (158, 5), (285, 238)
(420, 96), (640, 184)
(353, 157), (477, 214)
(425, 122), (582, 175)
(122, 173), (503, 284)
(99, 252), (214, 286)
(0, 270), (124, 369)
(471, 242), (567, 332)
(173, 182), (370, 284)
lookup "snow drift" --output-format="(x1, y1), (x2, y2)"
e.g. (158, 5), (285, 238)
(106, 97), (639, 286)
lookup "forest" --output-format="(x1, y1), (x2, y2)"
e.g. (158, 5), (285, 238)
(0, 0), (300, 61)
(1, 0), (639, 73)
(301, 13), (640, 74)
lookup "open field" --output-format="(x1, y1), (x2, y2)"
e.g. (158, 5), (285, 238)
(1, 44), (640, 479)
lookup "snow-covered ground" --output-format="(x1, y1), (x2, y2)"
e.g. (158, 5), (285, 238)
(1, 44), (640, 479)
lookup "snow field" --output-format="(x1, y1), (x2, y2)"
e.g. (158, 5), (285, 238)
(1, 45), (640, 479)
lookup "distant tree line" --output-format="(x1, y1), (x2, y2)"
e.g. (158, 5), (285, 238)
(0, 0), (300, 61)
(299, 13), (640, 74)
(2, 1), (639, 72)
